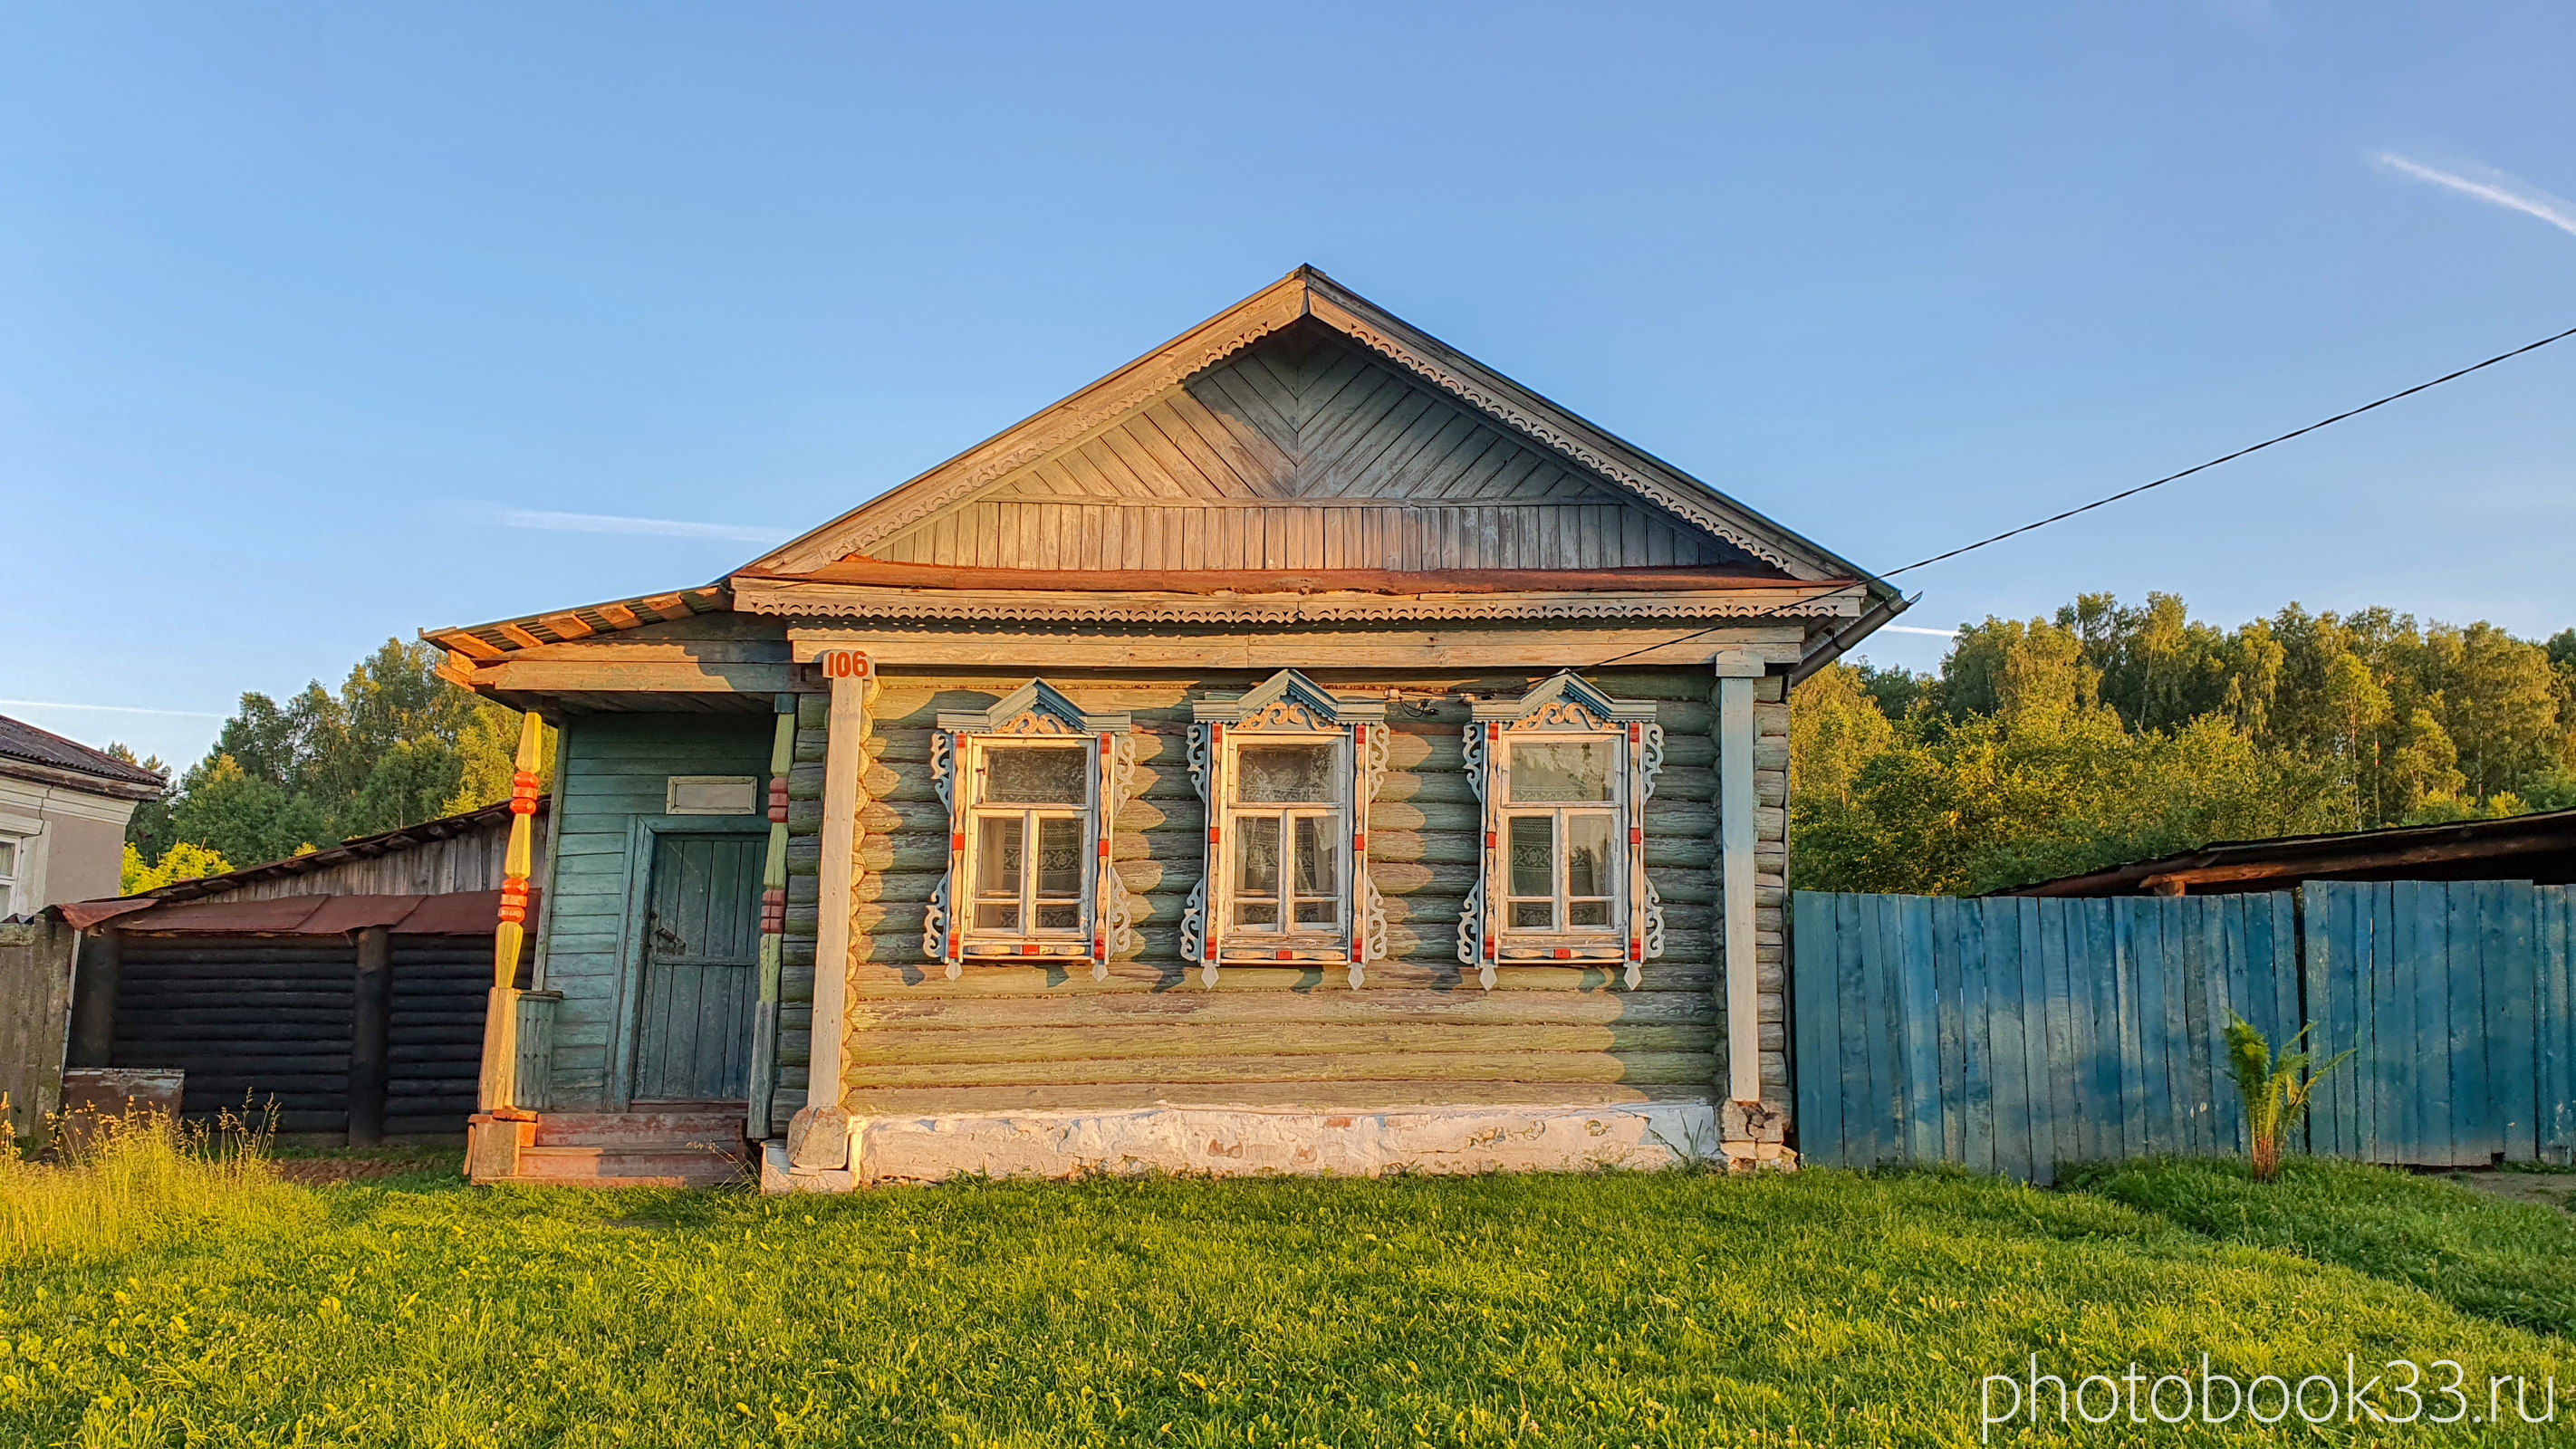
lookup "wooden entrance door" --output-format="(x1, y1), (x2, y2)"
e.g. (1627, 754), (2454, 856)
(630, 833), (764, 1103)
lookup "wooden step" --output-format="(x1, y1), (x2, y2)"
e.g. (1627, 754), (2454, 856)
(502, 1146), (747, 1189)
(533, 1108), (748, 1148)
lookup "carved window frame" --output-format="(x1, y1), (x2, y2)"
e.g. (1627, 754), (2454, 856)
(1459, 673), (1665, 990)
(1182, 670), (1389, 988)
(925, 680), (1139, 982)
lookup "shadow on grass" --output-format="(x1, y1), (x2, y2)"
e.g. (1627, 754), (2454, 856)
(2065, 1156), (2576, 1338)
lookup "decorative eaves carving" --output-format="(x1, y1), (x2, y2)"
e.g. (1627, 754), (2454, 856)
(733, 581), (1859, 628)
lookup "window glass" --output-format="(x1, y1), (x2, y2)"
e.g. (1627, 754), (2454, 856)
(0, 839), (15, 876)
(1508, 740), (1614, 802)
(1292, 816), (1336, 897)
(1566, 815), (1612, 898)
(1237, 744), (1335, 803)
(985, 745), (1088, 804)
(975, 817), (1024, 930)
(1235, 816), (1281, 924)
(1035, 816), (1083, 897)
(1507, 816), (1552, 897)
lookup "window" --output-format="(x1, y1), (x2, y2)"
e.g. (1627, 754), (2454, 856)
(1231, 744), (1341, 932)
(0, 836), (18, 917)
(925, 681), (1138, 980)
(1461, 674), (1666, 990)
(1184, 670), (1389, 986)
(968, 743), (1090, 936)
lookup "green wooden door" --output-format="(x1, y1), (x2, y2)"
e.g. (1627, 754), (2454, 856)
(631, 834), (764, 1103)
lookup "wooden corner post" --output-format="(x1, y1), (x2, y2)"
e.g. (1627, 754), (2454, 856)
(469, 711), (547, 1180)
(1714, 659), (1773, 1154)
(789, 650), (869, 1172)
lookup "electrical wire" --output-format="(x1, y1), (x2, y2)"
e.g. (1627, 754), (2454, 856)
(1590, 321), (2576, 671)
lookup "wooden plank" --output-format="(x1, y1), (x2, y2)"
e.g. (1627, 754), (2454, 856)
(1985, 898), (2031, 1182)
(1833, 892), (1872, 1167)
(1898, 896), (1941, 1166)
(2447, 882), (2483, 1164)
(2014, 898), (2055, 1184)
(1930, 895), (1966, 1164)
(2491, 880), (2537, 1161)
(2037, 897), (2081, 1172)
(2401, 882), (2446, 1164)
(842, 1050), (1720, 1089)
(2541, 888), (2572, 1164)
(2114, 899), (2154, 1157)
(851, 988), (1715, 1030)
(1802, 890), (1844, 1173)
(850, 1022), (1716, 1066)
(1857, 895), (1898, 1167)
(1959, 897), (1995, 1176)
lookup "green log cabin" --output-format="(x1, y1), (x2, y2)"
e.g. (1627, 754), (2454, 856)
(428, 267), (1903, 1189)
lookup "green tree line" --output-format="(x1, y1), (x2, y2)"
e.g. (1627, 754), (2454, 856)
(1792, 593), (2576, 896)
(114, 640), (550, 889)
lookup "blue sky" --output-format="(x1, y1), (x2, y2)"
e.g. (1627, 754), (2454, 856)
(5, 4), (2572, 769)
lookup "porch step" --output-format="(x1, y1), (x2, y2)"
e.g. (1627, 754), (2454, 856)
(503, 1145), (747, 1189)
(532, 1108), (748, 1148)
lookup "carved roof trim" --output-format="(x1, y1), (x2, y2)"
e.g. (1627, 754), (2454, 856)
(731, 578), (1864, 628)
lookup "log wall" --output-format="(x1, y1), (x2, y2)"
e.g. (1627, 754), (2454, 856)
(771, 668), (1792, 1122)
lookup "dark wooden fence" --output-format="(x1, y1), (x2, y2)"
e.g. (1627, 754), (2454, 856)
(108, 932), (492, 1138)
(1793, 882), (2576, 1180)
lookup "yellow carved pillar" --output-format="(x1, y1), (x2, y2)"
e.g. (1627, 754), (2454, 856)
(468, 711), (547, 1179)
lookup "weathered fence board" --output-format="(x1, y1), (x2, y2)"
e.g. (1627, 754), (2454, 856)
(1, 918), (78, 1140)
(2302, 881), (2576, 1167)
(1800, 880), (2576, 1177)
(1793, 892), (2302, 1183)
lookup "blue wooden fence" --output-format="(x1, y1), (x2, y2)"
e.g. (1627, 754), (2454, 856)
(1791, 882), (2576, 1179)
(2304, 881), (2576, 1167)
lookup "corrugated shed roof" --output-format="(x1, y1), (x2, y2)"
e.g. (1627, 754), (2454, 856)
(0, 714), (168, 792)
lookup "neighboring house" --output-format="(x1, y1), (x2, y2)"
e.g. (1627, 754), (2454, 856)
(426, 267), (1905, 1187)
(0, 714), (166, 916)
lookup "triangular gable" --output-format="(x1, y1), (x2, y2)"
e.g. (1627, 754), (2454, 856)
(934, 679), (1130, 735)
(1468, 671), (1659, 730)
(748, 268), (1879, 588)
(1191, 670), (1387, 729)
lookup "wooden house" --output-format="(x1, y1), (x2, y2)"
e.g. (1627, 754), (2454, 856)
(428, 268), (1905, 1187)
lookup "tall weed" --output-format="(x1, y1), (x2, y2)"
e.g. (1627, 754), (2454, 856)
(0, 1094), (314, 1266)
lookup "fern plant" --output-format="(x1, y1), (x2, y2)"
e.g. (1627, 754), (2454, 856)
(2224, 1012), (2353, 1181)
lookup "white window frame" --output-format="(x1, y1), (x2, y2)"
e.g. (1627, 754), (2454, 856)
(1184, 669), (1389, 988)
(925, 681), (1137, 981)
(961, 737), (1096, 945)
(1461, 673), (1665, 990)
(0, 832), (22, 918)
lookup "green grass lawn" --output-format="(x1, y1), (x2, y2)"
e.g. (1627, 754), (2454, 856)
(2071, 1157), (2576, 1339)
(6, 1155), (2575, 1448)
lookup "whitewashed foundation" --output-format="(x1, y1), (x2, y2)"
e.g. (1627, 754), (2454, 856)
(760, 1101), (1797, 1191)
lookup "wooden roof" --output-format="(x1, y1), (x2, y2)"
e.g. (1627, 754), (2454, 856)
(752, 267), (1879, 589)
(1999, 808), (2576, 897)
(425, 267), (1894, 667)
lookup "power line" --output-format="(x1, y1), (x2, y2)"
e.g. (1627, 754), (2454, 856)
(1591, 320), (2576, 670)
(1882, 320), (2576, 578)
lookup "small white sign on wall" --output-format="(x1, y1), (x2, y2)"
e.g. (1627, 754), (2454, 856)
(666, 775), (759, 816)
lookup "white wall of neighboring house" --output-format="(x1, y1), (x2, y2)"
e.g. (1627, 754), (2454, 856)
(0, 775), (140, 916)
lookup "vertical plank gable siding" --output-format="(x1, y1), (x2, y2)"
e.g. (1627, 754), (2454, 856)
(537, 715), (772, 1110)
(777, 672), (1749, 1120)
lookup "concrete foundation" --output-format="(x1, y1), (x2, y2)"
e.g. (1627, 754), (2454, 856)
(757, 1099), (1797, 1191)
